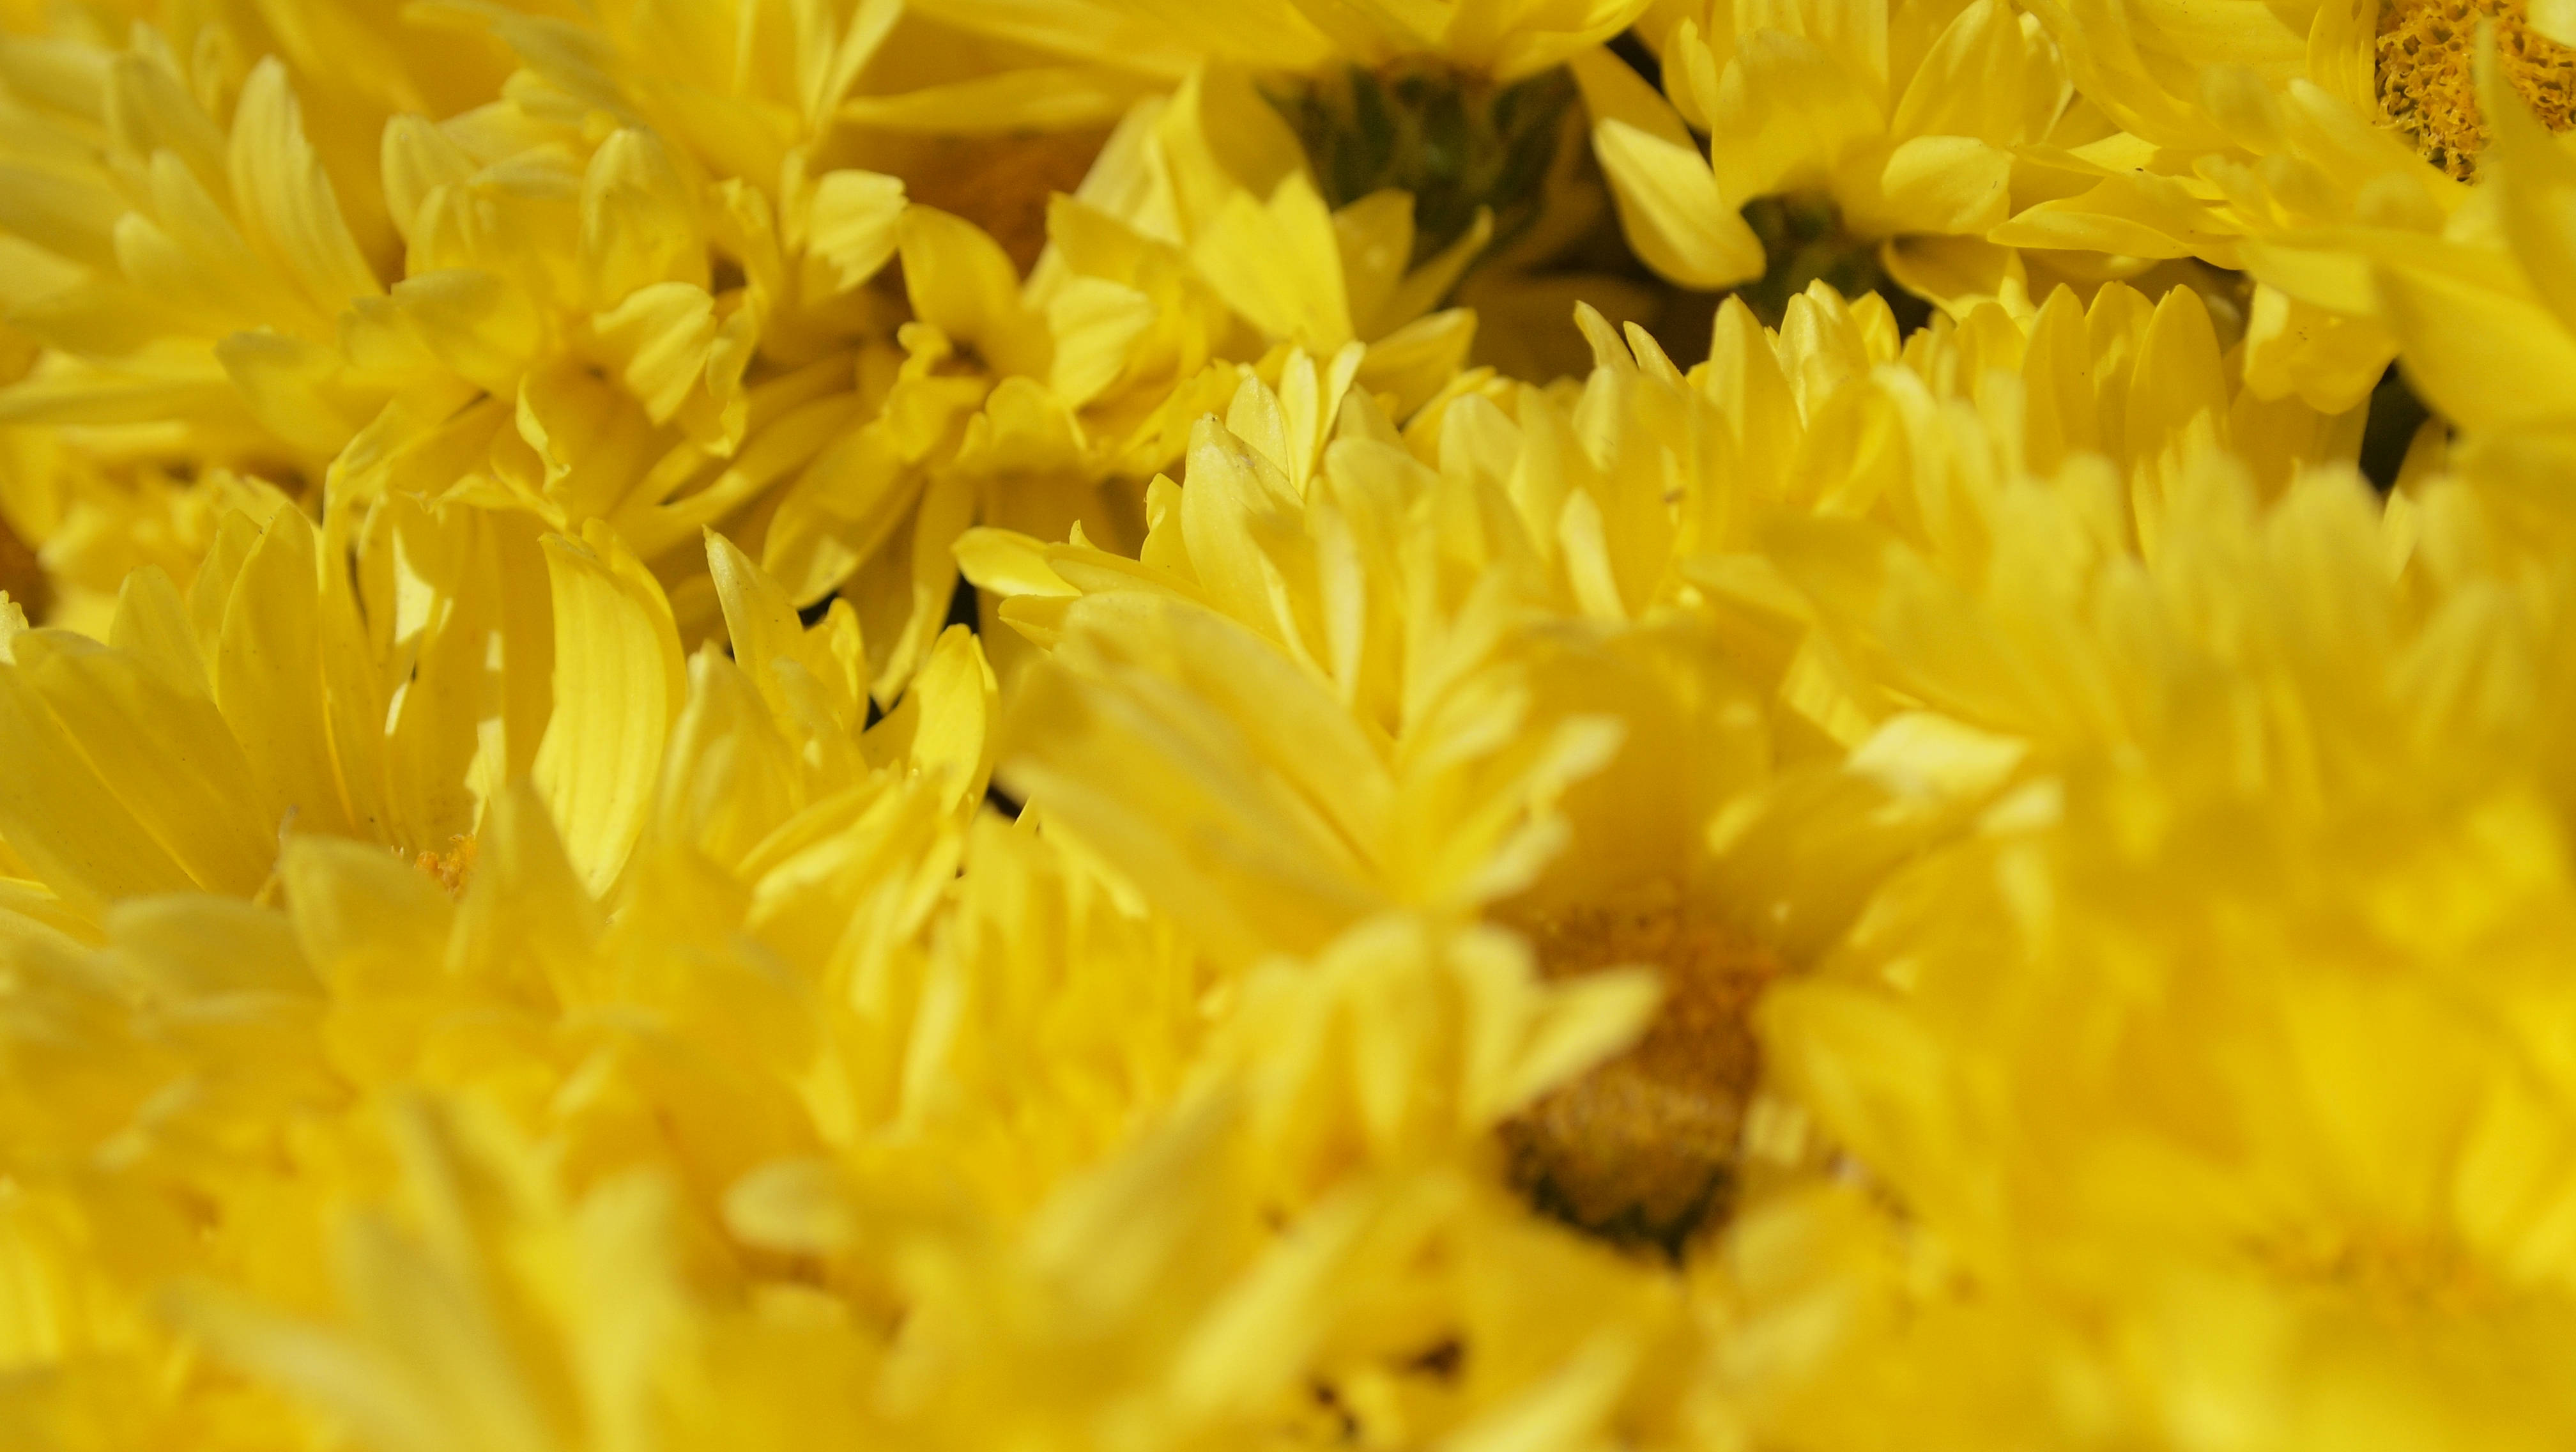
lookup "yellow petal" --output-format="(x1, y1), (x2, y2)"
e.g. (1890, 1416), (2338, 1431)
(801, 169), (905, 295)
(1, 629), (273, 901)
(452, 780), (604, 1004)
(900, 624), (998, 814)
(656, 651), (806, 867)
(709, 529), (862, 733)
(532, 521), (686, 895)
(394, 268), (542, 396)
(1570, 49), (1764, 290)
(212, 507), (356, 839)
(215, 330), (372, 457)
(0, 653), (199, 914)
(1888, 0), (2028, 145)
(279, 833), (454, 1000)
(590, 281), (723, 428)
(1855, 134), (2012, 236)
(898, 206), (1052, 379)
(226, 58), (383, 315)
(2485, 53), (2576, 339)
(107, 565), (212, 703)
(580, 128), (708, 307)
(2374, 257), (2576, 433)
(1045, 275), (1154, 406)
(1190, 171), (1355, 350)
(953, 527), (1079, 600)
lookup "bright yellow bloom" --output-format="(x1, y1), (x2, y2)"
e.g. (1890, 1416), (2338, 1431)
(964, 323), (2040, 1244)
(0, 529), (1676, 1451)
(0, 5), (518, 465)
(0, 474), (1027, 937)
(0, 498), (647, 918)
(0, 523), (1021, 1442)
(2359, 63), (2576, 439)
(757, 66), (1496, 691)
(0, 38), (392, 460)
(0, 438), (293, 635)
(1728, 447), (2576, 1446)
(1579, 0), (2071, 297)
(1984, 0), (2469, 408)
(9, 0), (2576, 1446)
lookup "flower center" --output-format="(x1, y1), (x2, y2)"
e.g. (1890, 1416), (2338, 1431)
(1268, 60), (1580, 268)
(1735, 193), (1937, 329)
(2258, 1224), (2496, 1322)
(898, 128), (1114, 273)
(1499, 883), (1780, 1253)
(413, 835), (478, 897)
(2375, 0), (2576, 180)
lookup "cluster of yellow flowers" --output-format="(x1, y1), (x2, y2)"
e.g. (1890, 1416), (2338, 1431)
(4, 0), (2576, 1444)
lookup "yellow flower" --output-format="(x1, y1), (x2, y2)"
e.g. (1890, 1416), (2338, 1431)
(0, 38), (395, 461)
(0, 436), (295, 635)
(342, 98), (911, 576)
(2357, 61), (2576, 439)
(0, 523), (1682, 1452)
(1984, 0), (2469, 408)
(1735, 452), (2576, 1446)
(0, 497), (673, 918)
(14, 0), (2576, 1443)
(0, 521), (1020, 1442)
(964, 326), (2027, 1244)
(758, 67), (1495, 693)
(0, 467), (1029, 936)
(847, 1), (1696, 386)
(1570, 0), (2071, 300)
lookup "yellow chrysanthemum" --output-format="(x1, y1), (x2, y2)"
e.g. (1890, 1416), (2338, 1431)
(0, 560), (1674, 1452)
(0, 5), (519, 469)
(7, 0), (2576, 1444)
(0, 520), (1015, 1437)
(0, 437), (293, 634)
(1982, 0), (2471, 410)
(0, 498), (636, 916)
(2356, 61), (2576, 441)
(1575, 0), (2073, 303)
(963, 321), (2043, 1244)
(1721, 444), (2576, 1446)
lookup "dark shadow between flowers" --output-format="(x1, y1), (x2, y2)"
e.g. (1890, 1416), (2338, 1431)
(2359, 365), (2434, 493)
(793, 576), (1020, 817)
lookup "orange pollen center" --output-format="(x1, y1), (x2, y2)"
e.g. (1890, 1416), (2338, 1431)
(413, 835), (479, 897)
(2375, 0), (2576, 180)
(1499, 884), (1780, 1251)
(898, 128), (1112, 275)
(2258, 1225), (2495, 1322)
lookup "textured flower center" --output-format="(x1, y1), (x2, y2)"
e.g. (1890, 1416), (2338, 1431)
(1500, 883), (1779, 1253)
(413, 835), (479, 897)
(900, 129), (1113, 272)
(2375, 0), (2576, 179)
(2260, 1226), (2496, 1321)
(1268, 61), (1579, 266)
(1737, 194), (1932, 330)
